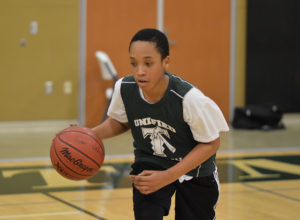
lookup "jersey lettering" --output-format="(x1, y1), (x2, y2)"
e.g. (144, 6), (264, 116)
(134, 117), (176, 133)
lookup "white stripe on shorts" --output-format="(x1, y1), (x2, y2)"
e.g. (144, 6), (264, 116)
(213, 164), (220, 220)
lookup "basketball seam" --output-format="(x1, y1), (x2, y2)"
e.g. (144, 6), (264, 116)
(53, 141), (91, 178)
(58, 132), (102, 168)
(60, 129), (105, 154)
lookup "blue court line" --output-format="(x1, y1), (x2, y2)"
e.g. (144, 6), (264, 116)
(43, 192), (107, 220)
(242, 182), (300, 203)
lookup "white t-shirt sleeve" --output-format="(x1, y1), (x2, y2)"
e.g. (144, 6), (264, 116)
(183, 87), (229, 143)
(107, 78), (128, 123)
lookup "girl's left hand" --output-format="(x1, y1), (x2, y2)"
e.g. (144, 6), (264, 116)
(130, 170), (173, 195)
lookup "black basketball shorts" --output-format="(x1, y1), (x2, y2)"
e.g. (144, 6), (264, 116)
(130, 162), (220, 220)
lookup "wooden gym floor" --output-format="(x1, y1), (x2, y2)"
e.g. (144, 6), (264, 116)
(0, 114), (299, 219)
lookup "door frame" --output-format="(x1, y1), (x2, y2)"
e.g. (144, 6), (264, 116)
(78, 0), (86, 126)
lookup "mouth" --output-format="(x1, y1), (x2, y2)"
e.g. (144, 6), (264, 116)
(137, 79), (149, 86)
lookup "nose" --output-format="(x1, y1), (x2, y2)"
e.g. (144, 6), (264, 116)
(136, 65), (146, 76)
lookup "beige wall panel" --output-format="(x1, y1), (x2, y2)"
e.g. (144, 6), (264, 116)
(235, 0), (247, 107)
(0, 0), (79, 121)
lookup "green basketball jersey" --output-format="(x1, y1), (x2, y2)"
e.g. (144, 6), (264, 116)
(120, 72), (216, 177)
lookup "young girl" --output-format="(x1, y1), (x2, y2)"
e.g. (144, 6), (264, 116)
(92, 28), (229, 220)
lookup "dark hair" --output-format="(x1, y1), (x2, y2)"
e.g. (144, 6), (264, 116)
(129, 28), (169, 60)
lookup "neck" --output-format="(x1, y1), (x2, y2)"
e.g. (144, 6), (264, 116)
(142, 75), (169, 103)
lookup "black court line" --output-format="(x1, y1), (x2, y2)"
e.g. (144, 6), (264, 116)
(43, 192), (107, 220)
(243, 182), (300, 203)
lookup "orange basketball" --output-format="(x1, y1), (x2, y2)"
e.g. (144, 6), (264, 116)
(50, 125), (105, 180)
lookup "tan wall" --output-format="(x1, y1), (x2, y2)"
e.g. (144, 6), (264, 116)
(0, 0), (236, 123)
(235, 0), (247, 107)
(0, 0), (79, 121)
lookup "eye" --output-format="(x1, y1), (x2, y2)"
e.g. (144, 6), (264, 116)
(130, 62), (137, 67)
(145, 62), (152, 67)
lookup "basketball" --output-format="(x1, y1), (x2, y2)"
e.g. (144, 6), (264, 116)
(50, 125), (105, 180)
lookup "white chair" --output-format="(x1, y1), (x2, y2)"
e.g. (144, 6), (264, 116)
(95, 51), (119, 121)
(95, 51), (118, 99)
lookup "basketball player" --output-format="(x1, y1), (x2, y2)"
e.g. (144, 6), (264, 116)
(92, 28), (229, 220)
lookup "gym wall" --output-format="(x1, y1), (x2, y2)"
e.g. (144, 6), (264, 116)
(0, 0), (240, 124)
(85, 0), (157, 127)
(86, 0), (231, 127)
(0, 0), (79, 121)
(235, 0), (247, 107)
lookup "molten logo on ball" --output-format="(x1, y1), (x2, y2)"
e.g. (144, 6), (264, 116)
(60, 147), (93, 172)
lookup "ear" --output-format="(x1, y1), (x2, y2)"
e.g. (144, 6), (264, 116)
(163, 56), (170, 69)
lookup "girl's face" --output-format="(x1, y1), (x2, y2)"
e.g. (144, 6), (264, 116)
(129, 41), (170, 97)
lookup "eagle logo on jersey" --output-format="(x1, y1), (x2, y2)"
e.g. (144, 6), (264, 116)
(142, 126), (176, 157)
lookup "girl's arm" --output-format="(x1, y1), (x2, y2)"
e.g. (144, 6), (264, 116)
(130, 138), (220, 194)
(167, 138), (219, 180)
(92, 117), (129, 140)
